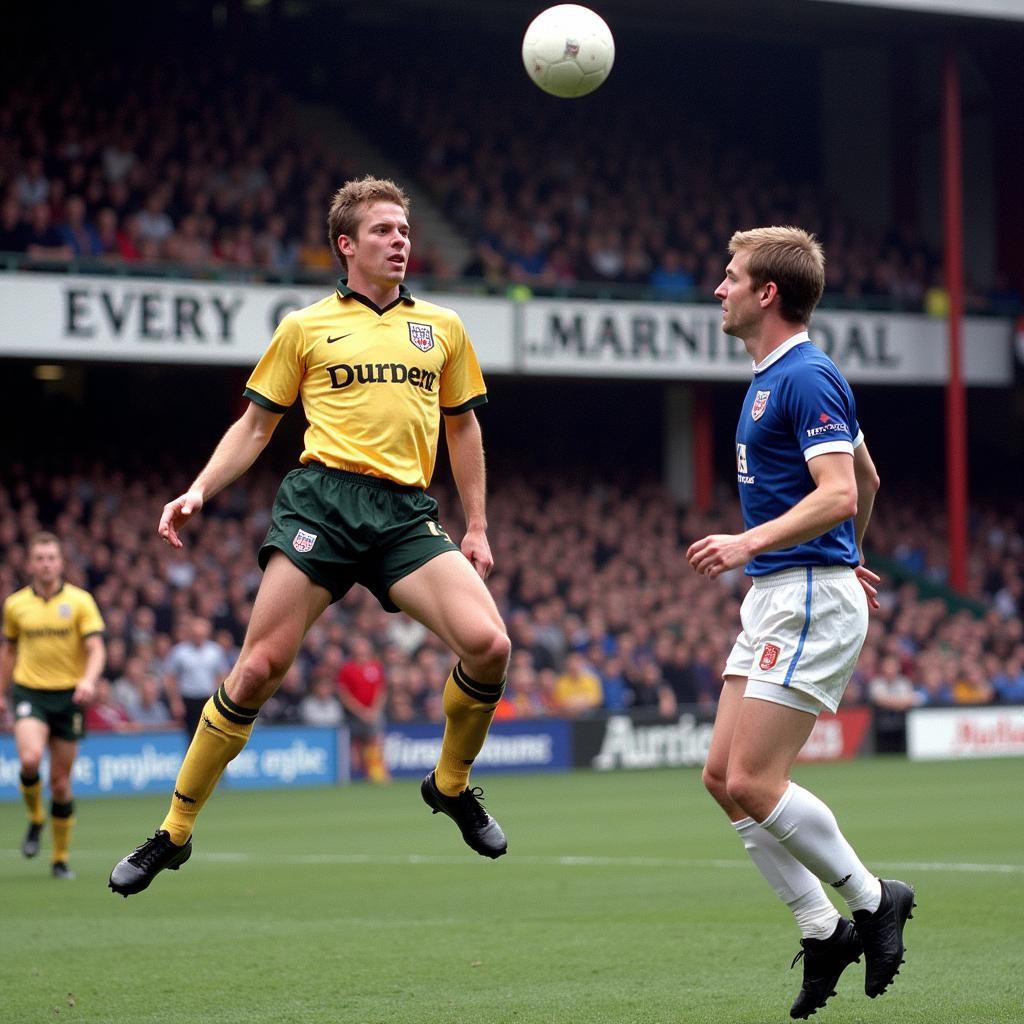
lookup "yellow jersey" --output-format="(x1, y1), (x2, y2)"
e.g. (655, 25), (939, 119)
(244, 281), (487, 488)
(3, 582), (105, 691)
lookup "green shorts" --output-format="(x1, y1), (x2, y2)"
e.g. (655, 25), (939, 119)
(259, 464), (460, 612)
(11, 684), (85, 742)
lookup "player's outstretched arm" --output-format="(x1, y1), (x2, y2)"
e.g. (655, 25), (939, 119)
(158, 402), (284, 549)
(444, 410), (494, 580)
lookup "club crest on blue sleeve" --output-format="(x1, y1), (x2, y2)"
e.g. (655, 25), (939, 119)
(408, 322), (435, 352)
(751, 389), (771, 420)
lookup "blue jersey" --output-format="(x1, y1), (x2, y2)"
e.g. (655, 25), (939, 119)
(736, 332), (862, 575)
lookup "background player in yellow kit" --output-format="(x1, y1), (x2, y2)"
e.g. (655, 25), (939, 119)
(1, 532), (106, 879)
(110, 176), (511, 896)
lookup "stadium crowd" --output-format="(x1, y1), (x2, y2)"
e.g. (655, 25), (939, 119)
(1, 462), (1021, 737)
(2, 56), (1021, 314)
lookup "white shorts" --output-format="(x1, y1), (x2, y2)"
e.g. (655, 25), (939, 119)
(723, 565), (868, 714)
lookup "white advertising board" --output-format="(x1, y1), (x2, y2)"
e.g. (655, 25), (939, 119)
(906, 706), (1024, 760)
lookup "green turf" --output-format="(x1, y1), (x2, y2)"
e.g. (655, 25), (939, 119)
(2, 758), (1022, 1023)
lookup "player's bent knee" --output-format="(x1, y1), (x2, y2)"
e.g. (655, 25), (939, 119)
(724, 772), (762, 814)
(481, 630), (512, 675)
(701, 764), (727, 802)
(230, 647), (291, 706)
(21, 753), (44, 774)
(459, 628), (511, 678)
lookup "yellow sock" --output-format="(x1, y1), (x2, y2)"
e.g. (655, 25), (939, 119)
(160, 685), (258, 845)
(20, 772), (45, 826)
(364, 739), (390, 784)
(435, 663), (504, 796)
(51, 800), (74, 863)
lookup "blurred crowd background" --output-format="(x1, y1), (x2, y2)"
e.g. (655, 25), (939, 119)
(2, 6), (1023, 748)
(1, 461), (1021, 739)
(2, 38), (1022, 314)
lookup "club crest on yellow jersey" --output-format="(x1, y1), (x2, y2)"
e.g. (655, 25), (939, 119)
(408, 322), (435, 352)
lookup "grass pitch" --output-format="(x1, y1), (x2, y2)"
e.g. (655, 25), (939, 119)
(2, 757), (1022, 1023)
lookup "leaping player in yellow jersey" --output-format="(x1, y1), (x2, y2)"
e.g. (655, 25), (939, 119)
(109, 176), (511, 896)
(1, 532), (106, 880)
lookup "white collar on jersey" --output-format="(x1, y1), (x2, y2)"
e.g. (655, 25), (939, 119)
(752, 330), (810, 374)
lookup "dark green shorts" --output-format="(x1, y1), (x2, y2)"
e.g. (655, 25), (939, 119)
(259, 464), (460, 612)
(11, 684), (85, 742)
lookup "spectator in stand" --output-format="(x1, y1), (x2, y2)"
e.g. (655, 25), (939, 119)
(85, 679), (134, 733)
(0, 195), (28, 254)
(649, 248), (696, 299)
(58, 196), (102, 258)
(15, 156), (50, 208)
(112, 655), (153, 716)
(134, 191), (175, 251)
(661, 639), (705, 708)
(102, 636), (129, 686)
(163, 615), (231, 737)
(868, 655), (922, 713)
(258, 212), (298, 272)
(165, 214), (213, 266)
(914, 659), (954, 707)
(23, 203), (72, 261)
(299, 671), (344, 728)
(992, 651), (1024, 704)
(951, 660), (995, 706)
(296, 214), (334, 270)
(627, 659), (676, 718)
(594, 649), (629, 712)
(385, 664), (421, 723)
(337, 636), (389, 783)
(131, 673), (174, 729)
(551, 650), (603, 718)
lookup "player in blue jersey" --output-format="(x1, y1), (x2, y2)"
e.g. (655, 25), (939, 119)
(689, 227), (915, 1019)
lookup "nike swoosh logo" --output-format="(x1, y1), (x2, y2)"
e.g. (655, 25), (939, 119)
(326, 334), (351, 344)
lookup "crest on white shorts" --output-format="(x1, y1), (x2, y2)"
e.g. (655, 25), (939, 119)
(408, 322), (435, 352)
(759, 643), (781, 671)
(751, 390), (771, 421)
(292, 528), (318, 553)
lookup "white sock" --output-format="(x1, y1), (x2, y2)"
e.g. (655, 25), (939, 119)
(760, 782), (882, 915)
(733, 817), (841, 939)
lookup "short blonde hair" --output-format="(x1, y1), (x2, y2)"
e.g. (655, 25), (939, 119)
(28, 531), (62, 554)
(327, 176), (410, 271)
(728, 226), (825, 324)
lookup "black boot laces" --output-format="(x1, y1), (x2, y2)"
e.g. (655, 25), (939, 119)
(458, 786), (492, 827)
(128, 832), (174, 869)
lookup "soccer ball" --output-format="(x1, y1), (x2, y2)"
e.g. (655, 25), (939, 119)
(521, 5), (615, 99)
